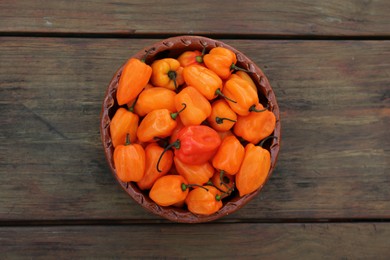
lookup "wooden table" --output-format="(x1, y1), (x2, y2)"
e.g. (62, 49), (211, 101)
(1, 1), (389, 258)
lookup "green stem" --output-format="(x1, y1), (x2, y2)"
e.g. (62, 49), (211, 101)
(171, 103), (187, 120)
(215, 89), (237, 103)
(156, 140), (180, 172)
(168, 70), (178, 89)
(141, 48), (153, 63)
(249, 104), (268, 113)
(128, 95), (139, 113)
(230, 63), (251, 73)
(258, 135), (278, 148)
(181, 183), (209, 192)
(215, 117), (236, 125)
(125, 133), (131, 146)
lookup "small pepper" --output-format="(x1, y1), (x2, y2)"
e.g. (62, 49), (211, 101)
(117, 57), (152, 106)
(207, 99), (237, 132)
(174, 86), (211, 126)
(212, 135), (245, 175)
(216, 130), (234, 141)
(137, 143), (173, 190)
(185, 185), (223, 215)
(203, 47), (250, 80)
(110, 107), (139, 148)
(236, 139), (273, 197)
(210, 171), (235, 198)
(149, 175), (189, 207)
(222, 75), (260, 116)
(233, 103), (276, 144)
(230, 71), (257, 92)
(174, 156), (214, 186)
(177, 50), (204, 67)
(151, 58), (184, 90)
(182, 65), (224, 101)
(113, 134), (145, 182)
(157, 125), (221, 167)
(134, 87), (177, 117)
(136, 104), (186, 143)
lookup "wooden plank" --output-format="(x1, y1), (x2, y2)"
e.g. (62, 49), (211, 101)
(0, 0), (389, 36)
(0, 223), (389, 258)
(0, 37), (389, 221)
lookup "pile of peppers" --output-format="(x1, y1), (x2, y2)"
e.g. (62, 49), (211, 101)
(110, 46), (276, 216)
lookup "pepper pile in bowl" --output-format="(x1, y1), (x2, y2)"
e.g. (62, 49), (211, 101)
(100, 36), (280, 223)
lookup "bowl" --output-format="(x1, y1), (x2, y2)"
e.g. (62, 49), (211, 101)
(100, 35), (281, 223)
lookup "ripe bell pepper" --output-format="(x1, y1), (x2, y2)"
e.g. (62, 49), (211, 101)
(177, 50), (204, 67)
(174, 86), (211, 126)
(222, 76), (260, 116)
(203, 47), (250, 80)
(136, 104), (186, 143)
(137, 143), (173, 190)
(207, 99), (237, 132)
(174, 157), (214, 185)
(233, 103), (276, 144)
(113, 134), (145, 182)
(149, 175), (189, 207)
(185, 185), (223, 215)
(134, 87), (177, 117)
(117, 58), (152, 106)
(212, 135), (245, 175)
(236, 142), (272, 197)
(110, 107), (139, 148)
(151, 58), (184, 90)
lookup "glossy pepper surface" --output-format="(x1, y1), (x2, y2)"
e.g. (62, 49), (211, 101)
(177, 50), (204, 67)
(207, 99), (237, 132)
(134, 87), (176, 117)
(223, 76), (259, 116)
(212, 135), (245, 175)
(236, 143), (271, 196)
(174, 86), (211, 126)
(210, 171), (235, 198)
(230, 71), (257, 92)
(174, 157), (214, 185)
(185, 185), (223, 215)
(234, 103), (276, 144)
(151, 58), (184, 90)
(137, 143), (173, 190)
(117, 58), (152, 105)
(110, 107), (139, 147)
(172, 125), (221, 165)
(182, 65), (223, 100)
(149, 175), (189, 207)
(113, 135), (145, 182)
(203, 47), (238, 80)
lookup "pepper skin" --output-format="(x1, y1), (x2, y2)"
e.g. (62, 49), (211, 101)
(207, 99), (237, 132)
(149, 175), (189, 207)
(151, 58), (184, 90)
(174, 157), (214, 185)
(177, 50), (204, 67)
(236, 143), (271, 197)
(203, 47), (237, 80)
(134, 87), (177, 117)
(110, 107), (139, 148)
(185, 185), (223, 215)
(117, 58), (152, 106)
(212, 135), (245, 175)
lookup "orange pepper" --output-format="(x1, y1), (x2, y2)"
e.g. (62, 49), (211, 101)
(110, 107), (139, 148)
(207, 99), (237, 131)
(113, 134), (145, 182)
(174, 86), (211, 126)
(137, 143), (173, 190)
(210, 171), (235, 198)
(117, 58), (152, 106)
(126, 83), (154, 109)
(236, 142), (271, 197)
(136, 104), (186, 143)
(230, 71), (257, 92)
(212, 135), (245, 175)
(170, 116), (185, 144)
(177, 50), (204, 67)
(222, 75), (259, 116)
(134, 87), (176, 117)
(149, 175), (190, 207)
(182, 65), (223, 100)
(233, 103), (276, 144)
(151, 58), (184, 90)
(174, 156), (214, 185)
(185, 185), (223, 215)
(216, 130), (234, 141)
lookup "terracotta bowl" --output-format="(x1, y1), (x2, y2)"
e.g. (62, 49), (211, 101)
(100, 35), (281, 223)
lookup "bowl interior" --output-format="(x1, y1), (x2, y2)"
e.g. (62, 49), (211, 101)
(100, 35), (281, 223)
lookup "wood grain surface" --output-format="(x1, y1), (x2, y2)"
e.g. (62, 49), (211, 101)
(1, 223), (389, 258)
(1, 37), (389, 221)
(0, 0), (389, 37)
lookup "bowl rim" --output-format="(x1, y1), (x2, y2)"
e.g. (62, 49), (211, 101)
(100, 35), (281, 223)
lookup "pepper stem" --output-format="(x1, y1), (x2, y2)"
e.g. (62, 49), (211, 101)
(128, 95), (139, 112)
(156, 140), (180, 172)
(125, 133), (131, 145)
(181, 183), (209, 192)
(258, 135), (278, 148)
(167, 70), (178, 90)
(141, 48), (153, 63)
(249, 104), (268, 113)
(171, 103), (187, 120)
(215, 89), (237, 103)
(215, 117), (237, 125)
(230, 63), (251, 73)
